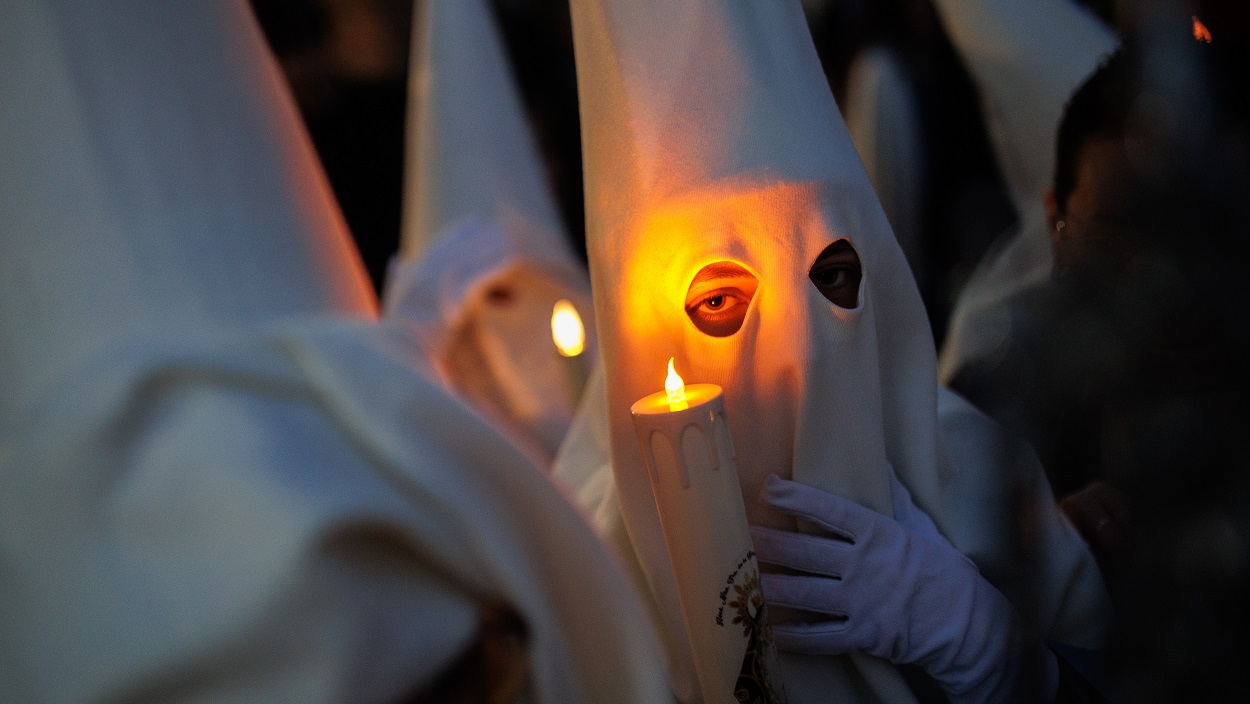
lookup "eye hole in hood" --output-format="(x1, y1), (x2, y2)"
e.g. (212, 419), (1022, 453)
(684, 260), (759, 337)
(809, 240), (862, 309)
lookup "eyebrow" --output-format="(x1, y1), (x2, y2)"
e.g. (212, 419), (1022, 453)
(689, 262), (756, 287)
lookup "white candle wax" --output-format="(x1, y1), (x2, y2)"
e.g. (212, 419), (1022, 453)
(631, 383), (785, 704)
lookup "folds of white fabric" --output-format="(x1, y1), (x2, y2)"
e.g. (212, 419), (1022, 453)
(0, 1), (669, 700)
(0, 0), (377, 435)
(555, 372), (1111, 702)
(0, 321), (672, 703)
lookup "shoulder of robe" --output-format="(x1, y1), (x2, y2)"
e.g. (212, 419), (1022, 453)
(935, 386), (1111, 648)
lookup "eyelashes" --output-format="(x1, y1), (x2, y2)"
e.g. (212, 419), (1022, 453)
(686, 287), (751, 320)
(685, 261), (758, 337)
(681, 242), (862, 338)
(809, 267), (851, 289)
(808, 240), (862, 309)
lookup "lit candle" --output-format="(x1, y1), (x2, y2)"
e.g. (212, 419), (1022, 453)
(664, 358), (688, 411)
(551, 299), (585, 357)
(551, 299), (589, 400)
(631, 360), (786, 704)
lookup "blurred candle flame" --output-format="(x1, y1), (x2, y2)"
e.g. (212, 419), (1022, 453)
(551, 299), (585, 357)
(1193, 16), (1212, 43)
(665, 357), (688, 411)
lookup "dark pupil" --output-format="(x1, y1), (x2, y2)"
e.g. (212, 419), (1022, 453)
(705, 294), (725, 310)
(816, 268), (842, 286)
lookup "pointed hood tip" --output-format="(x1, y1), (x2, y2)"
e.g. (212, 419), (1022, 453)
(404, 0), (570, 263)
(573, 0), (878, 240)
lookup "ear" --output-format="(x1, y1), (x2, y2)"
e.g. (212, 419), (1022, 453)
(1043, 188), (1061, 251)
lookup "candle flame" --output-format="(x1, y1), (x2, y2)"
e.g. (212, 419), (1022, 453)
(665, 357), (688, 411)
(551, 299), (585, 357)
(1193, 15), (1212, 43)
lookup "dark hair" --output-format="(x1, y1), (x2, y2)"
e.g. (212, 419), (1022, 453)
(1051, 49), (1136, 215)
(1052, 36), (1250, 216)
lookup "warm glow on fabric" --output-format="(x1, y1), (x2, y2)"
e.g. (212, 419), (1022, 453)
(551, 299), (586, 357)
(1193, 16), (1212, 43)
(611, 183), (821, 360)
(665, 358), (688, 411)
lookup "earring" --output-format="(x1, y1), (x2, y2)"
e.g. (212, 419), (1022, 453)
(1055, 219), (1066, 233)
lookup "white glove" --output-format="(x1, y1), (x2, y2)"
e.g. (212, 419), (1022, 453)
(751, 473), (1057, 703)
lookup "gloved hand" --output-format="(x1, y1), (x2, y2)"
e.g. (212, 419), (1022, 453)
(751, 473), (1057, 703)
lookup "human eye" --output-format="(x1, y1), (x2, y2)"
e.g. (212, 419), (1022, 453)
(808, 240), (862, 309)
(809, 266), (849, 289)
(685, 261), (759, 337)
(692, 288), (746, 315)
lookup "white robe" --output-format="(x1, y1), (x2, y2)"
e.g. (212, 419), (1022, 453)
(0, 2), (668, 701)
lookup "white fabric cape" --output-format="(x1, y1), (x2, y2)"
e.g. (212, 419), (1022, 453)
(0, 2), (668, 701)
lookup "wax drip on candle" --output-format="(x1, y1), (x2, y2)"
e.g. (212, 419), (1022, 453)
(666, 358), (688, 411)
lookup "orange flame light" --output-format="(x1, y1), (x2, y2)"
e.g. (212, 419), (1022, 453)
(1193, 15), (1212, 43)
(551, 299), (585, 357)
(665, 357), (688, 412)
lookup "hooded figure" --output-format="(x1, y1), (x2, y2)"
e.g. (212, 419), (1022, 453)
(557, 0), (1108, 700)
(0, 2), (668, 701)
(843, 45), (927, 286)
(384, 0), (596, 469)
(933, 0), (1117, 383)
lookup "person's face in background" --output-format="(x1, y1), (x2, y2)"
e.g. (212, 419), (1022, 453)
(1045, 136), (1147, 280)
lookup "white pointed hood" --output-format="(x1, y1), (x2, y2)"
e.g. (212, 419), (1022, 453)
(933, 0), (1116, 383)
(400, 0), (570, 262)
(932, 0), (1117, 212)
(571, 0), (950, 698)
(386, 0), (594, 467)
(0, 0), (375, 432)
(574, 0), (947, 516)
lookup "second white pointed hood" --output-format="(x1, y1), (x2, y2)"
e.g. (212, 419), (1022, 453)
(386, 0), (595, 467)
(933, 0), (1117, 383)
(932, 0), (1118, 212)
